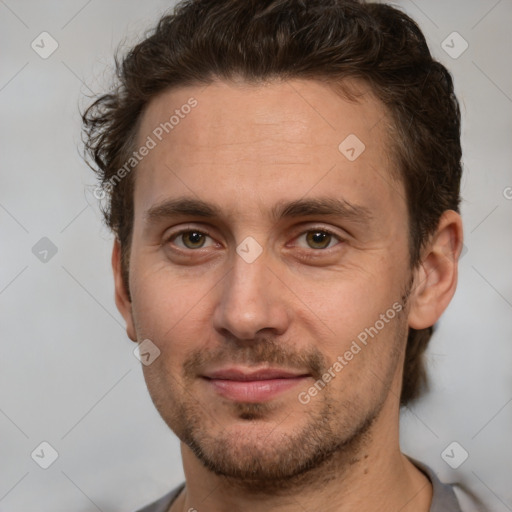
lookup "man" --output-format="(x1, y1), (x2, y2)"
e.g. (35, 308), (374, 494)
(82, 1), (469, 510)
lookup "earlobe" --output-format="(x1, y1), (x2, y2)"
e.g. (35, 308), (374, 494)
(112, 239), (137, 342)
(407, 210), (464, 330)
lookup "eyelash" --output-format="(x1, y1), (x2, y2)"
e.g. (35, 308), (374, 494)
(165, 226), (344, 252)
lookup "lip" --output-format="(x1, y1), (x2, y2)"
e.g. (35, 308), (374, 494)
(202, 367), (310, 403)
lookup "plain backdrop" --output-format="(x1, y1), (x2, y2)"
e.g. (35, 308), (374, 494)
(1, 1), (511, 511)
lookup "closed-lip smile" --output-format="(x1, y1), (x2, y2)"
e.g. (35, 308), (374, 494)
(202, 366), (310, 402)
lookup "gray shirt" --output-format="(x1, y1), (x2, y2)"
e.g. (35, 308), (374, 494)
(134, 458), (463, 512)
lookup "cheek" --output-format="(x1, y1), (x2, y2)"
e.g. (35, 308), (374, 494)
(130, 264), (217, 353)
(293, 267), (402, 343)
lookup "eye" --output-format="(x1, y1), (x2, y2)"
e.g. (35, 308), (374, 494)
(170, 230), (215, 250)
(295, 229), (342, 250)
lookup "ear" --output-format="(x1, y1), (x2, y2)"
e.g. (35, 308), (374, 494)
(112, 238), (137, 342)
(408, 210), (464, 329)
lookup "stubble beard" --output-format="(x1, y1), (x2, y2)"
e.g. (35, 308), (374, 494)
(146, 320), (406, 495)
(175, 393), (381, 495)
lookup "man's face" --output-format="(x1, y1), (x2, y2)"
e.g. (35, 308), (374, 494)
(122, 79), (413, 486)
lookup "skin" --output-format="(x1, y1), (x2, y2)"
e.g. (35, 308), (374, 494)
(112, 78), (463, 512)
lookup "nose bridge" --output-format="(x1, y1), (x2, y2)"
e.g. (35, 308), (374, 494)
(213, 248), (288, 340)
(228, 256), (265, 303)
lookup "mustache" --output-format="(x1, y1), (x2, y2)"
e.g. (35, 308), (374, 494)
(182, 337), (328, 381)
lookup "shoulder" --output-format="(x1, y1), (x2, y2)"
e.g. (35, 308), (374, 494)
(408, 457), (465, 512)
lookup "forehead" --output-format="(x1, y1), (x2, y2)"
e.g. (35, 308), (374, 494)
(133, 78), (404, 225)
(138, 78), (389, 154)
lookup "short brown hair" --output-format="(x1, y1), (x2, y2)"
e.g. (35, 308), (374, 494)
(82, 0), (462, 406)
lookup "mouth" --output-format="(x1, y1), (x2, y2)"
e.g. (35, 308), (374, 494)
(201, 367), (310, 403)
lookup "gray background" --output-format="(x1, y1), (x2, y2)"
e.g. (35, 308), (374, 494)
(0, 0), (511, 511)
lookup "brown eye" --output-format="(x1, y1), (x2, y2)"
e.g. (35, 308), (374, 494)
(174, 231), (211, 249)
(305, 231), (334, 249)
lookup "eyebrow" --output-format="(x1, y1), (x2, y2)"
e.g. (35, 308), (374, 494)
(274, 197), (372, 223)
(145, 197), (373, 224)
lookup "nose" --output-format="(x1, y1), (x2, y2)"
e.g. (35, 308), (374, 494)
(212, 250), (291, 341)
